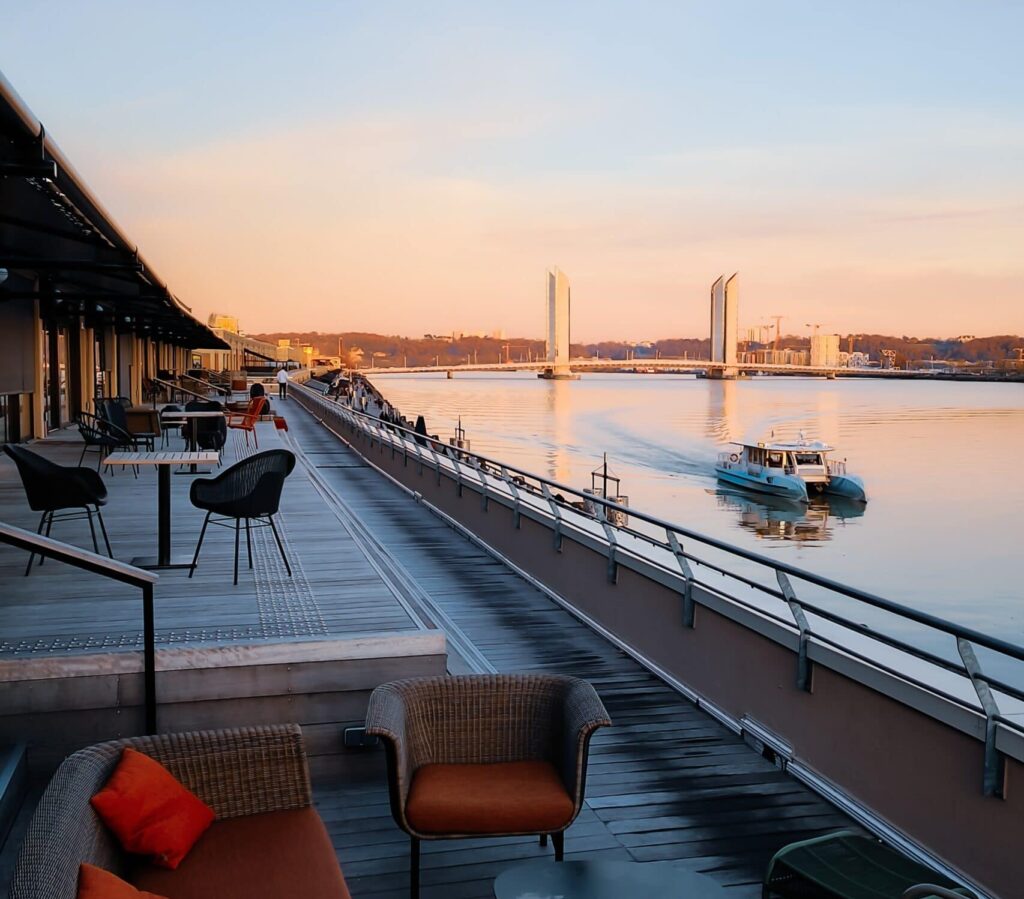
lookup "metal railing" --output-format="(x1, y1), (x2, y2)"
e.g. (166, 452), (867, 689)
(295, 384), (1024, 794)
(0, 522), (160, 733)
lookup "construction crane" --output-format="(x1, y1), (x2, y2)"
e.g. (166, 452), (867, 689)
(769, 315), (785, 350)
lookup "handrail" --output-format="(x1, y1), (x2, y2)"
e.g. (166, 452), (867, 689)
(0, 522), (160, 732)
(181, 373), (230, 396)
(296, 381), (1024, 795)
(151, 376), (208, 402)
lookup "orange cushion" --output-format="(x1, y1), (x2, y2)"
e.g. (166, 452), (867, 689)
(77, 864), (167, 899)
(131, 808), (351, 899)
(406, 760), (574, 835)
(90, 748), (214, 870)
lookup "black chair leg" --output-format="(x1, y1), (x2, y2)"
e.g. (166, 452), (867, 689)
(39, 512), (54, 567)
(268, 515), (292, 577)
(410, 836), (420, 899)
(552, 831), (564, 861)
(189, 512), (211, 578)
(539, 833), (548, 847)
(25, 511), (47, 576)
(245, 518), (253, 569)
(95, 508), (113, 558)
(233, 518), (241, 586)
(78, 445), (88, 467)
(86, 508), (99, 554)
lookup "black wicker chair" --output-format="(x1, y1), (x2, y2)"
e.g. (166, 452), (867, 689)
(182, 400), (227, 458)
(77, 411), (138, 477)
(188, 449), (296, 585)
(75, 412), (122, 471)
(3, 444), (113, 575)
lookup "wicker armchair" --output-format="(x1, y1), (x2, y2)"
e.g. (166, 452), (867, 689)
(365, 674), (611, 899)
(9, 725), (312, 899)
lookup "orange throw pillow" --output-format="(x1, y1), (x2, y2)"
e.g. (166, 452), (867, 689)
(77, 863), (168, 898)
(90, 747), (214, 869)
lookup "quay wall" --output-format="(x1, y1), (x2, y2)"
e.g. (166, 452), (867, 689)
(296, 385), (1021, 898)
(0, 632), (445, 780)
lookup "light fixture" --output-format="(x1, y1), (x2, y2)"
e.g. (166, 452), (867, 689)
(0, 268), (8, 285)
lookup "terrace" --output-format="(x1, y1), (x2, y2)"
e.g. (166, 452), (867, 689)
(0, 393), (866, 898)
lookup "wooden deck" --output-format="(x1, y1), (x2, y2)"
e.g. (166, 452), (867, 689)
(0, 400), (857, 898)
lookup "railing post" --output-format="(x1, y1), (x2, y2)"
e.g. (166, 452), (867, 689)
(598, 514), (619, 584)
(142, 582), (156, 733)
(471, 459), (490, 512)
(541, 483), (563, 551)
(501, 466), (522, 529)
(957, 637), (1004, 797)
(667, 531), (696, 627)
(777, 571), (812, 691)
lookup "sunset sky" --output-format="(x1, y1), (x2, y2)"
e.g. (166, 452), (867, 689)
(2, 2), (1022, 341)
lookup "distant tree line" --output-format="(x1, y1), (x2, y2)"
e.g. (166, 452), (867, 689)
(253, 330), (1022, 369)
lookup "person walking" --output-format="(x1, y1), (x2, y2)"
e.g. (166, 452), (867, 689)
(276, 367), (289, 401)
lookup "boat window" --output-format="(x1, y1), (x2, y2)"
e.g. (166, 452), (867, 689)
(768, 452), (784, 467)
(794, 452), (822, 465)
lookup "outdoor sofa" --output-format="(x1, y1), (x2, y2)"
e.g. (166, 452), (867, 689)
(9, 724), (351, 899)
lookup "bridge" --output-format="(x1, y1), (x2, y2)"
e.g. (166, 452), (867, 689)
(356, 269), (899, 379)
(358, 356), (909, 377)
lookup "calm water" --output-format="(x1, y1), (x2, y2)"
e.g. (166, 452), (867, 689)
(373, 372), (1024, 649)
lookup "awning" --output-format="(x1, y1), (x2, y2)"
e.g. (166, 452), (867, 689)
(0, 70), (228, 350)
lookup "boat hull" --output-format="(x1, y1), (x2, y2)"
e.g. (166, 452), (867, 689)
(824, 473), (867, 502)
(714, 466), (809, 502)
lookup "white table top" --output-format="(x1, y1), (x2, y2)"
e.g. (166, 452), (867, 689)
(105, 451), (220, 466)
(162, 410), (225, 418)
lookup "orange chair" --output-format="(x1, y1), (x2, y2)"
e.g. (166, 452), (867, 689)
(226, 396), (267, 448)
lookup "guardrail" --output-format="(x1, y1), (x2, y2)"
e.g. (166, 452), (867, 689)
(0, 522), (160, 733)
(296, 382), (1024, 798)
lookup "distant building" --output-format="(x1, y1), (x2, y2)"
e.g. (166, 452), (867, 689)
(207, 313), (239, 332)
(810, 333), (841, 368)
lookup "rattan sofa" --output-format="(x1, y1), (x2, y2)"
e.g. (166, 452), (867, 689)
(10, 724), (351, 899)
(365, 674), (611, 899)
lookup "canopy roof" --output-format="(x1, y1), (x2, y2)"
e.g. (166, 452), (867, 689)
(0, 70), (227, 350)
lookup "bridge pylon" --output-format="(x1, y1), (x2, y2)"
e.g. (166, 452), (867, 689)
(539, 267), (579, 380)
(708, 272), (739, 379)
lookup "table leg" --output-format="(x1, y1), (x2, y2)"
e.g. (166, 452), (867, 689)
(158, 464), (171, 566)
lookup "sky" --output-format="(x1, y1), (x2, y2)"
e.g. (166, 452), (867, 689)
(2, 1), (1022, 342)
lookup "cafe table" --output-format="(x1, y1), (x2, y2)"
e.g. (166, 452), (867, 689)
(104, 450), (220, 570)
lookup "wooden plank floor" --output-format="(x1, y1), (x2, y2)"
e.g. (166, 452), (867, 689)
(282, 405), (859, 898)
(0, 410), (419, 656)
(0, 402), (859, 897)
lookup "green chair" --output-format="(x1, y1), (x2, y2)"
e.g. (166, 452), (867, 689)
(764, 831), (976, 899)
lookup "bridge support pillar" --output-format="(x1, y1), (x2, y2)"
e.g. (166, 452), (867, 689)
(446, 370), (453, 379)
(539, 268), (578, 380)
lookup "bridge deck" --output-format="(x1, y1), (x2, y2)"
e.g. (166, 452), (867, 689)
(0, 402), (857, 898)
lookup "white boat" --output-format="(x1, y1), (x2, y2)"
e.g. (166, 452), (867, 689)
(715, 436), (867, 503)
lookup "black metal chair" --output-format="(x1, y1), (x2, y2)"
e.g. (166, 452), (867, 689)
(188, 449), (296, 585)
(100, 398), (156, 451)
(76, 411), (138, 477)
(3, 444), (113, 575)
(182, 399), (227, 458)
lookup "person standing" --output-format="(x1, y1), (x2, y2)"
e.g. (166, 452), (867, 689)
(276, 367), (289, 401)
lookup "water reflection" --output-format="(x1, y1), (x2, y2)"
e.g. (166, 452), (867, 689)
(544, 379), (574, 485)
(705, 379), (739, 443)
(714, 489), (865, 544)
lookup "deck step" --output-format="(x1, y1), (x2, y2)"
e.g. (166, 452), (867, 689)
(0, 745), (27, 852)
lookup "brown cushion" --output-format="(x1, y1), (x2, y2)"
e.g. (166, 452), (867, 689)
(406, 760), (574, 835)
(130, 808), (350, 899)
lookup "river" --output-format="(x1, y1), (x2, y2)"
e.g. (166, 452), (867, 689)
(369, 372), (1023, 650)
